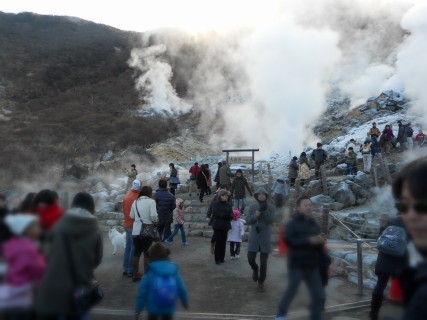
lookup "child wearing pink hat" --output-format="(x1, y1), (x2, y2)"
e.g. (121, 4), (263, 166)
(227, 209), (245, 259)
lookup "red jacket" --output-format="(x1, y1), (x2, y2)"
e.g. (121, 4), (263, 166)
(123, 190), (139, 228)
(36, 202), (63, 231)
(189, 165), (200, 177)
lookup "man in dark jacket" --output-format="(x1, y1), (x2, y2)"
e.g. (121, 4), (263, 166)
(276, 196), (324, 320)
(392, 156), (427, 320)
(219, 161), (234, 190)
(396, 120), (406, 151)
(154, 179), (176, 241)
(370, 215), (408, 320)
(311, 143), (327, 179)
(212, 190), (233, 265)
(231, 169), (252, 215)
(288, 157), (299, 187)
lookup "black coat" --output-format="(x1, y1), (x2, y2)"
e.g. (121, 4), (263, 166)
(288, 160), (299, 179)
(285, 212), (323, 269)
(212, 201), (233, 231)
(375, 216), (409, 276)
(154, 189), (176, 221)
(231, 176), (252, 199)
(197, 169), (210, 189)
(400, 260), (427, 320)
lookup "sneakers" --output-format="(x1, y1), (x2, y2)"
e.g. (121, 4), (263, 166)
(182, 242), (190, 246)
(235, 255), (240, 259)
(230, 256), (235, 260)
(164, 240), (172, 245)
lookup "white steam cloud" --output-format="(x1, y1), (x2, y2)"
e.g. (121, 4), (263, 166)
(128, 0), (426, 155)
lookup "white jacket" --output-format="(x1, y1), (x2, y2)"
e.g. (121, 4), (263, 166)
(227, 219), (245, 242)
(130, 196), (158, 236)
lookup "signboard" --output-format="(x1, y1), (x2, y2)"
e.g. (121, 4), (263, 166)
(229, 156), (253, 164)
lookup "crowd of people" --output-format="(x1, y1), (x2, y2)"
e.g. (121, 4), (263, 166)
(1, 154), (427, 320)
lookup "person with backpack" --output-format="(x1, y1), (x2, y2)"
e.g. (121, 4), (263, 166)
(405, 123), (414, 151)
(370, 214), (409, 320)
(310, 143), (327, 179)
(154, 180), (176, 241)
(135, 242), (188, 320)
(231, 169), (253, 215)
(360, 141), (372, 174)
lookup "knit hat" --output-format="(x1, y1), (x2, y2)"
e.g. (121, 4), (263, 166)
(132, 179), (141, 191)
(233, 209), (240, 219)
(148, 242), (170, 262)
(278, 175), (286, 182)
(4, 214), (38, 236)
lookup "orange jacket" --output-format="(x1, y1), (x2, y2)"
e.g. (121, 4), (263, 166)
(123, 190), (139, 228)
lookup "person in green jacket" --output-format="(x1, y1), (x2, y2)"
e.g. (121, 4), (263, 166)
(345, 147), (357, 175)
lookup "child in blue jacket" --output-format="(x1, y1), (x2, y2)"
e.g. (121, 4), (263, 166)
(135, 242), (188, 320)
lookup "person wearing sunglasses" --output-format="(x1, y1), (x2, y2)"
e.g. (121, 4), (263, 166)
(392, 156), (427, 319)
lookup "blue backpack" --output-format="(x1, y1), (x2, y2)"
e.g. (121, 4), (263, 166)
(151, 274), (178, 308)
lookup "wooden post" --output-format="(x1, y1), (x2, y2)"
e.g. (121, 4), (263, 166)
(321, 205), (330, 236)
(251, 151), (255, 184)
(372, 165), (379, 187)
(378, 154), (392, 184)
(267, 163), (273, 198)
(295, 178), (301, 194)
(320, 165), (329, 196)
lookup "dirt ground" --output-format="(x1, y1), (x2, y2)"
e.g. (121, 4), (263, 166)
(92, 234), (403, 319)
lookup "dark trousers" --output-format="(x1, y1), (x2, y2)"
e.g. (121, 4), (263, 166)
(157, 220), (172, 241)
(230, 241), (241, 257)
(199, 186), (208, 201)
(315, 163), (322, 179)
(214, 230), (227, 262)
(373, 274), (389, 297)
(148, 315), (172, 320)
(247, 251), (269, 283)
(290, 178), (296, 187)
(277, 267), (323, 320)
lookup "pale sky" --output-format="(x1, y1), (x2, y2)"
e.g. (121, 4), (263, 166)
(1, 0), (280, 32)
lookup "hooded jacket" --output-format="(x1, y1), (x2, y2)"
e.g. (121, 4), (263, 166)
(271, 175), (289, 197)
(246, 188), (275, 253)
(285, 211), (322, 269)
(35, 208), (103, 316)
(288, 159), (299, 179)
(219, 165), (234, 185)
(135, 260), (188, 316)
(173, 199), (185, 225)
(231, 175), (252, 199)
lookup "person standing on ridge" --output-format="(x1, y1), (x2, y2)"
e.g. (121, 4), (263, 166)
(311, 143), (327, 179)
(126, 164), (138, 190)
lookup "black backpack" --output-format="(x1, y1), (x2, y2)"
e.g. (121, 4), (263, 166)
(406, 126), (414, 137)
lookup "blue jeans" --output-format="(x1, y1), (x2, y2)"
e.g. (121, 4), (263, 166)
(166, 224), (187, 243)
(346, 164), (355, 175)
(233, 198), (247, 214)
(123, 227), (135, 274)
(277, 267), (324, 320)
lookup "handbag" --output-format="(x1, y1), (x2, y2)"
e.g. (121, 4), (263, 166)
(62, 234), (104, 315)
(165, 174), (171, 181)
(135, 202), (160, 241)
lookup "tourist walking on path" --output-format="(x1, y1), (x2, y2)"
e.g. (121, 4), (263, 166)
(165, 198), (189, 246)
(298, 152), (310, 186)
(415, 129), (426, 148)
(36, 193), (103, 318)
(214, 162), (223, 191)
(130, 186), (158, 281)
(188, 162), (200, 196)
(288, 157), (299, 187)
(345, 147), (357, 175)
(391, 157), (427, 319)
(31, 189), (63, 232)
(219, 161), (234, 190)
(271, 175), (289, 210)
(206, 164), (213, 195)
(228, 209), (245, 259)
(231, 169), (253, 215)
(276, 196), (324, 320)
(311, 143), (327, 179)
(396, 120), (407, 151)
(246, 187), (275, 292)
(197, 164), (210, 203)
(126, 164), (138, 190)
(207, 185), (229, 255)
(122, 179), (141, 277)
(168, 163), (180, 196)
(154, 180), (176, 241)
(380, 125), (394, 154)
(212, 190), (234, 265)
(360, 141), (372, 174)
(370, 214), (409, 320)
(135, 242), (188, 320)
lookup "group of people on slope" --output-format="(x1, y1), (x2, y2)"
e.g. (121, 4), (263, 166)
(0, 190), (103, 320)
(188, 162), (212, 202)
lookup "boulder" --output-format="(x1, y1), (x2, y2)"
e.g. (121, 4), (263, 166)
(305, 180), (323, 197)
(94, 191), (109, 200)
(66, 164), (89, 179)
(99, 202), (115, 213)
(93, 182), (108, 193)
(114, 202), (123, 212)
(310, 195), (335, 206)
(354, 172), (373, 189)
(95, 163), (108, 174)
(330, 182), (356, 208)
(329, 202), (345, 211)
(102, 150), (114, 161)
(349, 182), (370, 200)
